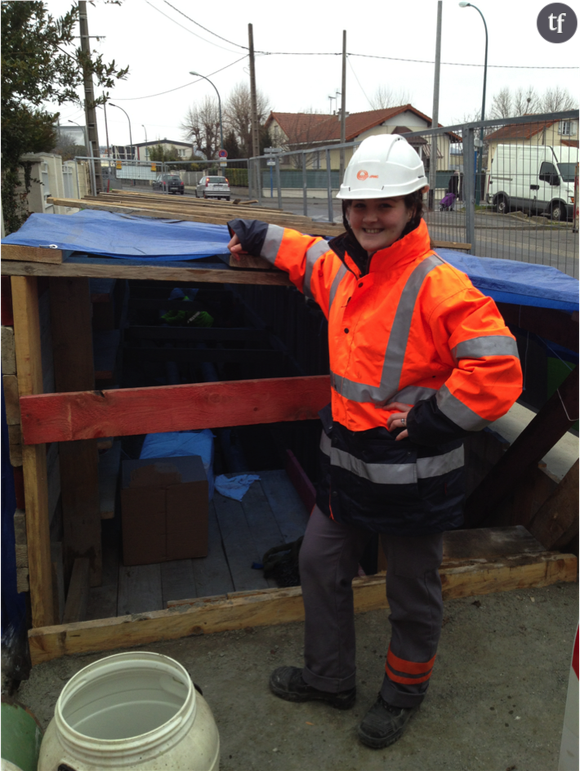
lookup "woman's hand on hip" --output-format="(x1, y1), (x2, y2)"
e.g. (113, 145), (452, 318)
(385, 401), (412, 441)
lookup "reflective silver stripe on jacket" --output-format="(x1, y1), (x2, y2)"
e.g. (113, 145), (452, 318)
(328, 263), (348, 312)
(453, 335), (519, 363)
(304, 240), (333, 301)
(330, 444), (464, 484)
(320, 430), (331, 457)
(262, 224), (285, 265)
(436, 385), (491, 430)
(331, 254), (443, 404)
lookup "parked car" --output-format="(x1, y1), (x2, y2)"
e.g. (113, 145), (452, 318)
(195, 175), (230, 200)
(153, 174), (184, 195)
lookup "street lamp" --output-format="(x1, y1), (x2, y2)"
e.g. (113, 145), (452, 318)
(459, 1), (488, 205)
(189, 71), (223, 155)
(68, 119), (89, 153)
(109, 103), (134, 162)
(142, 124), (148, 161)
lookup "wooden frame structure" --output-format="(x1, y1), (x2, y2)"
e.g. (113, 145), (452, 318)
(3, 195), (578, 666)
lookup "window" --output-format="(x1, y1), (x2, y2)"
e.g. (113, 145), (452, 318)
(559, 121), (577, 136)
(539, 161), (559, 184)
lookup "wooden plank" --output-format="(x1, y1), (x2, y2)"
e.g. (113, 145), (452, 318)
(8, 424), (22, 466)
(432, 240), (472, 252)
(20, 375), (331, 445)
(1, 326), (16, 375)
(49, 277), (101, 586)
(190, 502), (235, 599)
(1, 259), (292, 286)
(1, 245), (63, 264)
(98, 440), (121, 519)
(117, 563), (163, 616)
(11, 276), (54, 627)
(161, 560), (197, 606)
(213, 492), (271, 592)
(464, 366), (579, 528)
(13, 510), (27, 545)
(62, 558), (90, 624)
(528, 460), (579, 550)
(3, 374), (21, 424)
(16, 568), (29, 594)
(259, 469), (311, 543)
(443, 525), (545, 559)
(27, 551), (577, 665)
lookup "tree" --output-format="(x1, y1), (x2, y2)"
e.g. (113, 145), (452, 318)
(1, 1), (128, 233)
(223, 82), (270, 158)
(369, 85), (412, 111)
(148, 144), (180, 163)
(490, 86), (540, 118)
(539, 87), (577, 112)
(489, 85), (576, 119)
(181, 97), (221, 161)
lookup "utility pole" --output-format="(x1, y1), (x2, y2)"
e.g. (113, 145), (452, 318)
(248, 24), (260, 199)
(429, 0), (442, 211)
(339, 30), (347, 181)
(78, 1), (102, 193)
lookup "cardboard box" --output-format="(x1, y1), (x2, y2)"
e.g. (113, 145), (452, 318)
(121, 456), (208, 566)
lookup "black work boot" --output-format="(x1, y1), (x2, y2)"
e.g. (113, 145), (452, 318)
(269, 666), (356, 710)
(358, 693), (419, 748)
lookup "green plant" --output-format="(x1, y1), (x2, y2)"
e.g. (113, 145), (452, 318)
(1, 1), (128, 233)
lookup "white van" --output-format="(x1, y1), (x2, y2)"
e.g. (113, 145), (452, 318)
(487, 144), (578, 221)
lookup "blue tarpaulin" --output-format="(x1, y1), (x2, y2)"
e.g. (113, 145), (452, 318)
(2, 209), (578, 310)
(2, 209), (231, 261)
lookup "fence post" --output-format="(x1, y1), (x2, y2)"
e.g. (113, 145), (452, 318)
(275, 157), (282, 210)
(302, 153), (308, 217)
(463, 127), (476, 254)
(326, 149), (334, 224)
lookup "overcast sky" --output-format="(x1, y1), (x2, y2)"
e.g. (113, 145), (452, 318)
(44, 0), (579, 150)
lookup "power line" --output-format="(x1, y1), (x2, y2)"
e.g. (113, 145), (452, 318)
(151, 2), (577, 70)
(144, 0), (242, 53)
(163, 0), (248, 50)
(111, 57), (248, 101)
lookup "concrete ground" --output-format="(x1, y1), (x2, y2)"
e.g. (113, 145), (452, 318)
(18, 581), (578, 771)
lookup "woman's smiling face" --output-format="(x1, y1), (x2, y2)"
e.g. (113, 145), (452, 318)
(347, 197), (413, 254)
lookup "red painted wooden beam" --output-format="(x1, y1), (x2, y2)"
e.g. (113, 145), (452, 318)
(20, 376), (331, 445)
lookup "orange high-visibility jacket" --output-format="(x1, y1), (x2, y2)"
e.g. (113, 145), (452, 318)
(228, 218), (523, 534)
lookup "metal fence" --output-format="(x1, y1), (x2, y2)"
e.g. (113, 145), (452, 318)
(86, 111), (579, 278)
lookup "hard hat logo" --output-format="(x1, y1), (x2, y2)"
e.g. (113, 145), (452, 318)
(337, 134), (429, 200)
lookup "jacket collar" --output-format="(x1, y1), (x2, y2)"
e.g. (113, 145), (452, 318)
(328, 220), (431, 278)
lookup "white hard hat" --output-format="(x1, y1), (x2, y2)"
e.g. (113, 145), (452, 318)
(337, 134), (428, 199)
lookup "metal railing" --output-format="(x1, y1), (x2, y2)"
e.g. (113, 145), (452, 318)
(79, 111), (579, 278)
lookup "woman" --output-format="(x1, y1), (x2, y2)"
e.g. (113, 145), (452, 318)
(227, 134), (522, 750)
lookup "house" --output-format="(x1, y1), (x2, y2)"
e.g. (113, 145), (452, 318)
(132, 139), (193, 162)
(485, 117), (579, 171)
(265, 106), (461, 172)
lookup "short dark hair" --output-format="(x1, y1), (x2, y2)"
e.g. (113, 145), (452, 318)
(401, 189), (425, 237)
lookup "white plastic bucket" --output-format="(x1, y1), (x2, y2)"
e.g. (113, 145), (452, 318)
(38, 652), (219, 770)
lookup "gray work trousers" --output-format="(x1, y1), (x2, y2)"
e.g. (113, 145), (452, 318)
(299, 506), (444, 708)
